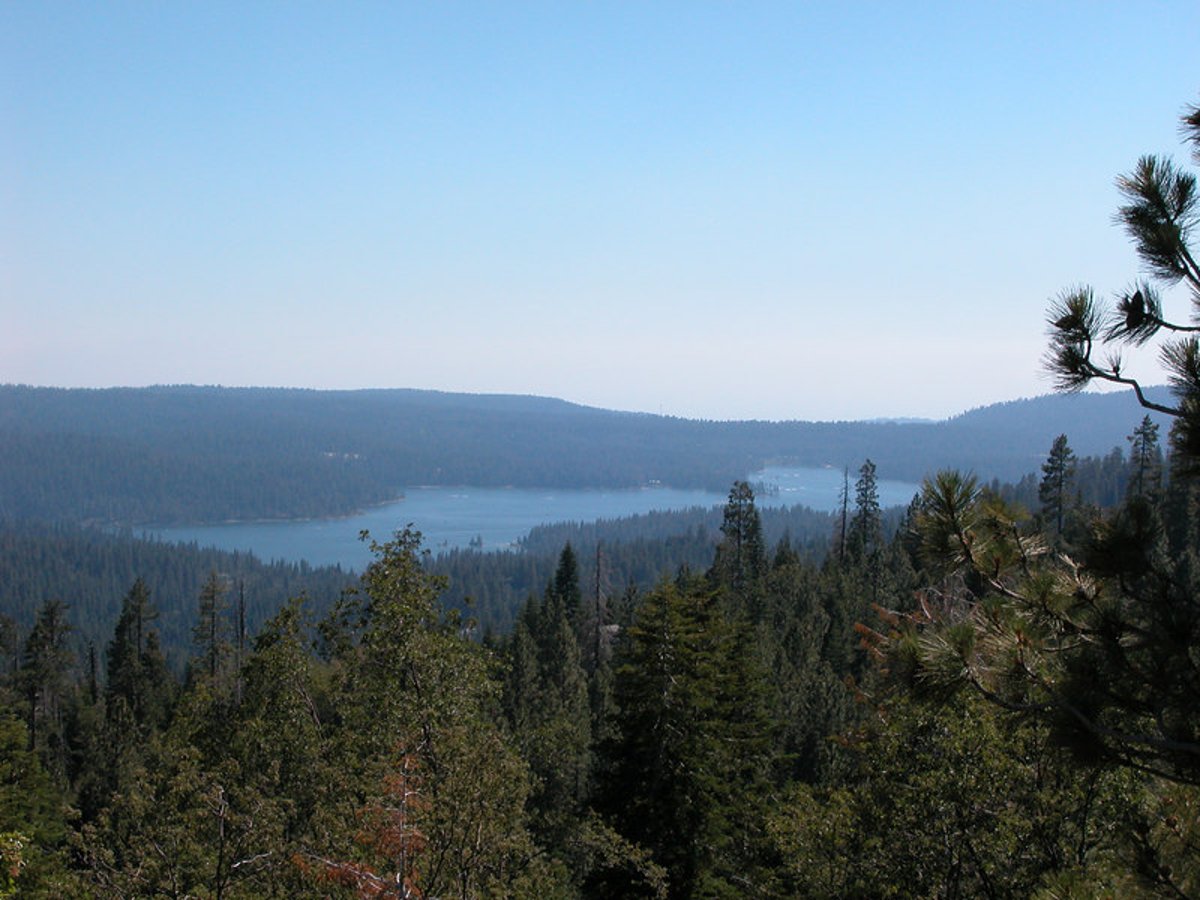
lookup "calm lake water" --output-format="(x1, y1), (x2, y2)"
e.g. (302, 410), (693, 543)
(154, 466), (920, 571)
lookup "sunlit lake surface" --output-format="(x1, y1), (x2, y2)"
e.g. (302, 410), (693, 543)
(153, 465), (920, 571)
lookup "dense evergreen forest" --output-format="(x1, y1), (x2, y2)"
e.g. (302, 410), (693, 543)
(434, 501), (862, 633)
(1, 416), (1196, 896)
(0, 522), (355, 672)
(0, 436), (1141, 659)
(0, 383), (1170, 524)
(0, 499), (888, 659)
(0, 443), (1129, 663)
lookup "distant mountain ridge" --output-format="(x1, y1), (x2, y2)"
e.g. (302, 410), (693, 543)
(0, 384), (1174, 526)
(942, 387), (1175, 466)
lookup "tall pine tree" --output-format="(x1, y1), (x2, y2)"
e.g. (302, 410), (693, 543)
(1039, 434), (1077, 539)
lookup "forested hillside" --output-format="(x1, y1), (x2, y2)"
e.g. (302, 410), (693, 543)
(0, 522), (354, 671)
(0, 500), (879, 658)
(4, 420), (1199, 895)
(0, 440), (1145, 661)
(0, 383), (1171, 525)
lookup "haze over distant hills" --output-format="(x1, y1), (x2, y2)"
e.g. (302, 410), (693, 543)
(0, 384), (1173, 526)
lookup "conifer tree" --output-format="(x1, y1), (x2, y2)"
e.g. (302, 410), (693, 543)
(1127, 414), (1163, 501)
(842, 459), (887, 621)
(885, 467), (1200, 790)
(192, 572), (231, 683)
(759, 556), (854, 784)
(106, 578), (172, 733)
(584, 543), (616, 751)
(20, 600), (73, 782)
(1044, 96), (1200, 461)
(848, 459), (881, 558)
(1039, 433), (1077, 538)
(503, 548), (594, 868)
(0, 615), (18, 687)
(597, 578), (773, 898)
(552, 542), (583, 626)
(580, 542), (611, 677)
(709, 480), (767, 613)
(502, 614), (540, 737)
(837, 466), (850, 563)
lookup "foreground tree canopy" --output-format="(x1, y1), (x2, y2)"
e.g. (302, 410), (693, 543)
(867, 94), (1200, 897)
(895, 97), (1200, 785)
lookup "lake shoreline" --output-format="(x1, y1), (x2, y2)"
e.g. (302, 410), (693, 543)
(149, 467), (922, 572)
(136, 480), (711, 530)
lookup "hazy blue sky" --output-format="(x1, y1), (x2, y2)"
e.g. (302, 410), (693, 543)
(4, 3), (1198, 421)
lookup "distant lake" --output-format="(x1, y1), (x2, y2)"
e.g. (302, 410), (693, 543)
(153, 465), (920, 571)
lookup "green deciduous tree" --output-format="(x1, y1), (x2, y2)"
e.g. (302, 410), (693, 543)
(76, 722), (282, 899)
(0, 712), (70, 897)
(312, 529), (555, 897)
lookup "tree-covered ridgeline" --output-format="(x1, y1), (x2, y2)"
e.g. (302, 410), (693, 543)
(0, 383), (1171, 525)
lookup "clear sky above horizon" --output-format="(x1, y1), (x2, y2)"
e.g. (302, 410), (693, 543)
(4, 3), (1198, 422)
